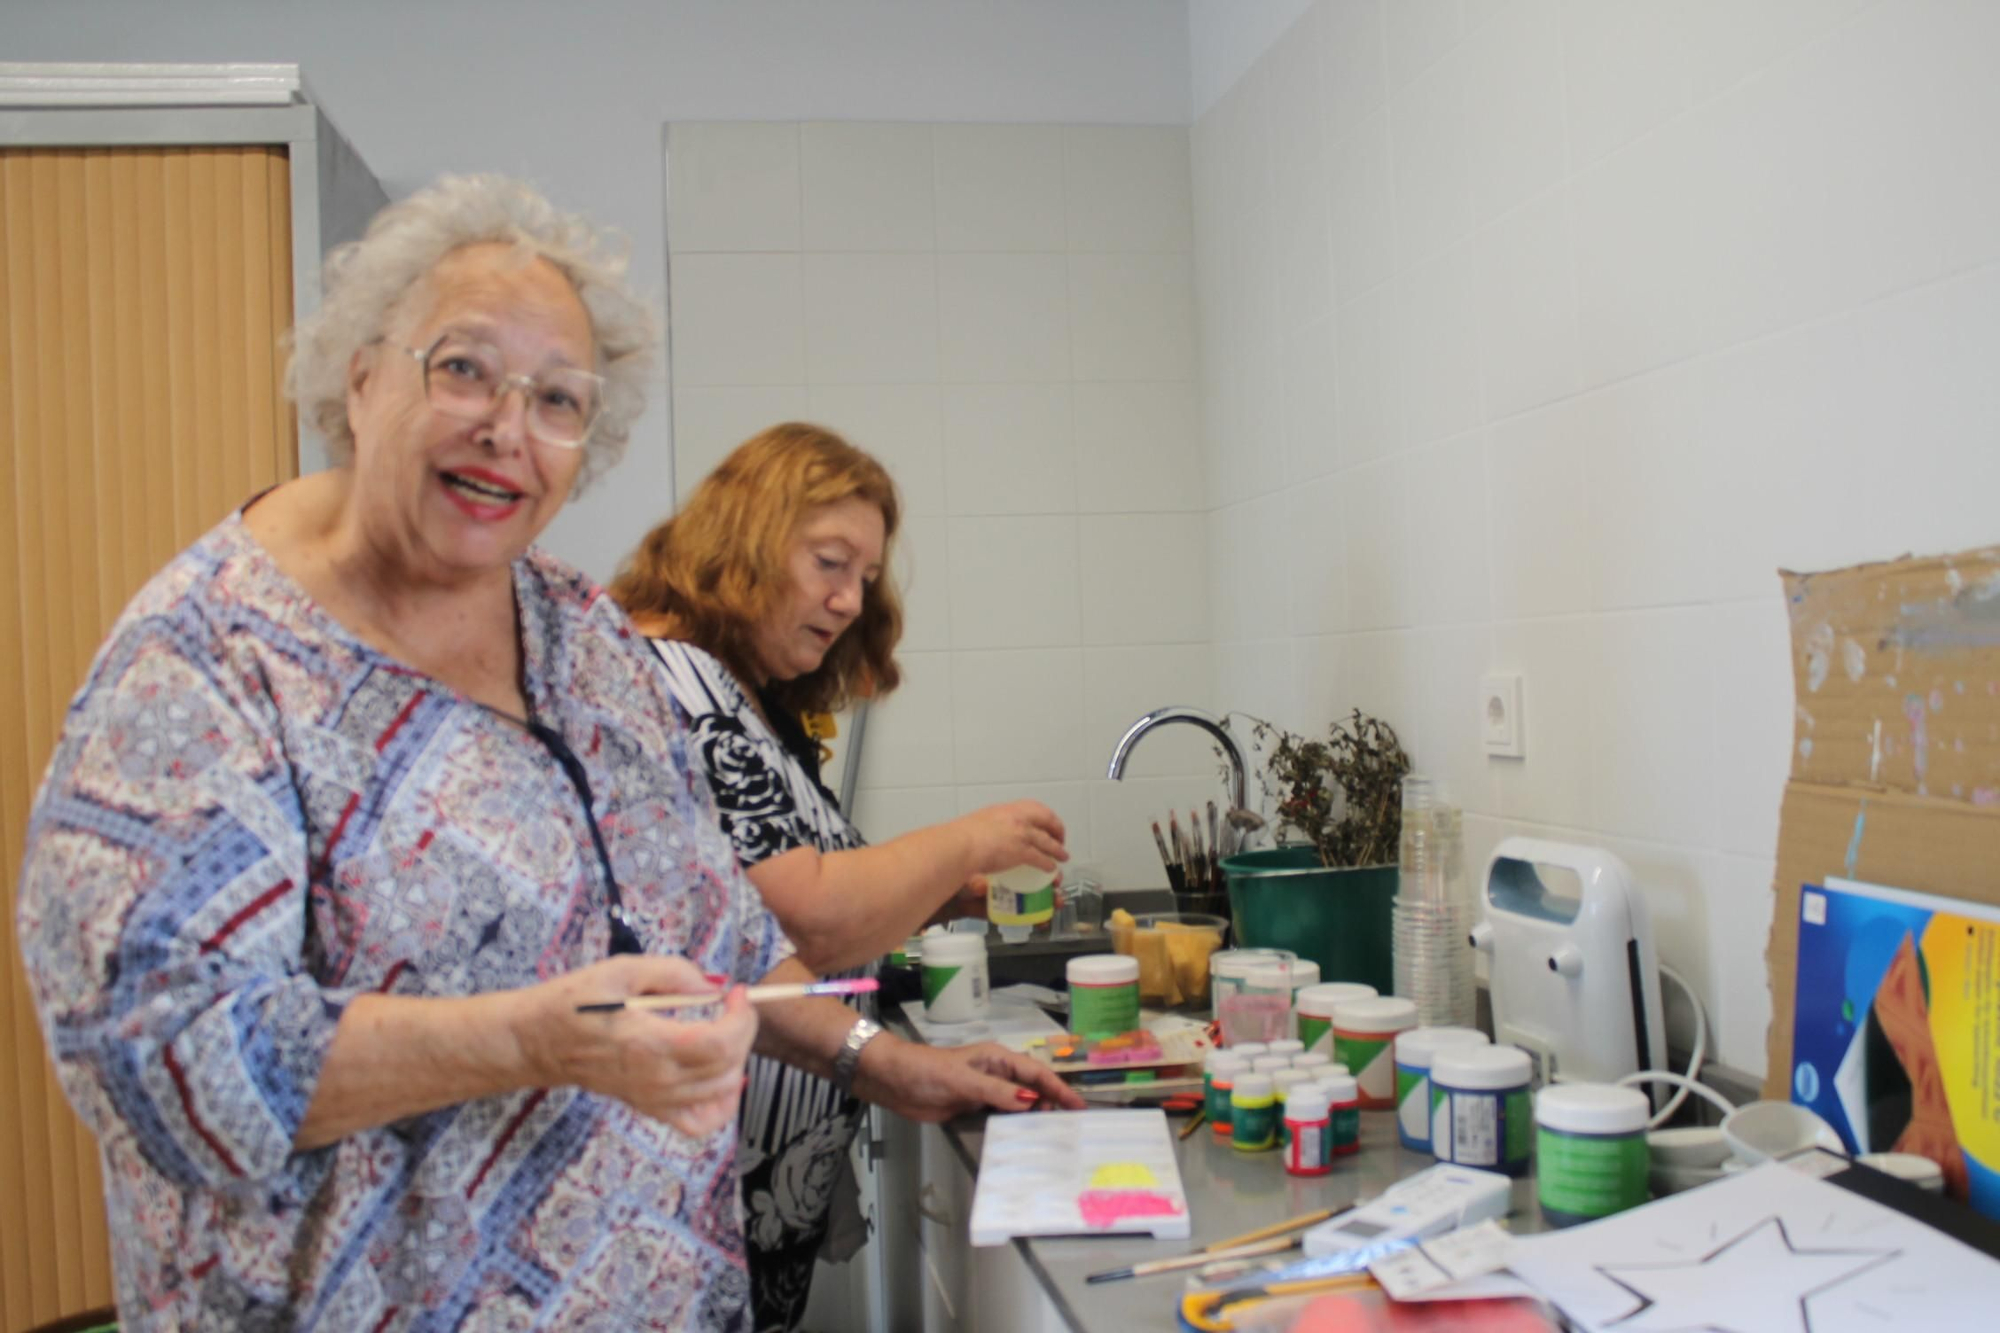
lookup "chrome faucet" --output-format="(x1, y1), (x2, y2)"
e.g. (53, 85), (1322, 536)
(1106, 705), (1252, 828)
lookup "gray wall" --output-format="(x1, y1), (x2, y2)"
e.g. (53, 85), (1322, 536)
(7, 0), (1193, 579)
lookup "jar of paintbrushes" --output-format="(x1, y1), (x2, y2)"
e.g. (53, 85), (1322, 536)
(1152, 801), (1230, 917)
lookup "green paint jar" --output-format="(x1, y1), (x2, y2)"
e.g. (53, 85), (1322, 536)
(1536, 1084), (1652, 1226)
(1067, 954), (1140, 1038)
(1231, 1072), (1278, 1152)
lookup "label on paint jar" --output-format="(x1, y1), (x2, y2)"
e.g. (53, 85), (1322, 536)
(1538, 1128), (1650, 1222)
(1439, 1086), (1532, 1174)
(1232, 1100), (1277, 1151)
(988, 866), (1055, 926)
(921, 934), (989, 1023)
(1296, 1013), (1332, 1054)
(1395, 1065), (1430, 1149)
(1331, 1105), (1360, 1155)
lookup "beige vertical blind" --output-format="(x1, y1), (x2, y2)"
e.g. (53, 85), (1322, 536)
(0, 144), (296, 1333)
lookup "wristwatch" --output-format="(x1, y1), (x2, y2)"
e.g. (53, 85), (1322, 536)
(831, 1016), (884, 1095)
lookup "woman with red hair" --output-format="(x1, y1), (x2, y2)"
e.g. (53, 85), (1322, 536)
(612, 422), (1068, 1330)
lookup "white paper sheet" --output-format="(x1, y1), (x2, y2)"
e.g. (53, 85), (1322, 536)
(1508, 1161), (2000, 1331)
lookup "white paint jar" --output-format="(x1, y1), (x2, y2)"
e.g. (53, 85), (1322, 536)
(921, 930), (989, 1023)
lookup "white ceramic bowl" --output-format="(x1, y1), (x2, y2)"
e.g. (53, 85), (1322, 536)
(1648, 1126), (1730, 1168)
(1720, 1101), (1842, 1165)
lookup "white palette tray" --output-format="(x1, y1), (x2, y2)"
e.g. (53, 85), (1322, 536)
(970, 1109), (1191, 1246)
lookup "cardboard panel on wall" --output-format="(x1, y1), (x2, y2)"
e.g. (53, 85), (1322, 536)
(1767, 546), (2000, 1142)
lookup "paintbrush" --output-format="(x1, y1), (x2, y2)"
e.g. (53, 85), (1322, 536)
(1169, 812), (1187, 887)
(1085, 1234), (1300, 1285)
(1202, 1207), (1338, 1254)
(1207, 800), (1221, 877)
(1186, 813), (1206, 895)
(1154, 819), (1186, 894)
(575, 977), (879, 1013)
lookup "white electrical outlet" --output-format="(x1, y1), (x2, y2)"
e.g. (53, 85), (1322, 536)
(1480, 674), (1524, 758)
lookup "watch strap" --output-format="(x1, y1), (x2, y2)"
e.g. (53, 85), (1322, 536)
(831, 1015), (884, 1095)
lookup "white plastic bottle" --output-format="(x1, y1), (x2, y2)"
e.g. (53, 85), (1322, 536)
(988, 864), (1055, 943)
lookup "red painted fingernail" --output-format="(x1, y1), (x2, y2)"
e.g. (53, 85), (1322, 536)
(1016, 1088), (1038, 1103)
(703, 972), (728, 986)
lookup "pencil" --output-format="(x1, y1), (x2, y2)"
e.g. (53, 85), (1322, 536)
(575, 977), (879, 1013)
(1177, 1109), (1207, 1140)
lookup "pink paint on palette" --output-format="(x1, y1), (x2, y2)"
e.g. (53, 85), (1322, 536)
(1076, 1189), (1186, 1229)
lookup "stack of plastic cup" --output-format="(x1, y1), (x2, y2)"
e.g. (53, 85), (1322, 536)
(1393, 776), (1477, 1027)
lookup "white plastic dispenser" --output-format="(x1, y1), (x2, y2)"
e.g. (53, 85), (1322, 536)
(1470, 839), (1665, 1099)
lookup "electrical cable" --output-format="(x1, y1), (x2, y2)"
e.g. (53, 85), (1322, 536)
(1648, 963), (1707, 1128)
(1617, 1069), (1736, 1122)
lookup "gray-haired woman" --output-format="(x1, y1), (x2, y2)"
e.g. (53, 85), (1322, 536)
(16, 173), (1076, 1332)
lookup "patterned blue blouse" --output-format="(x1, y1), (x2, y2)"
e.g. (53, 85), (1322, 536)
(15, 514), (791, 1332)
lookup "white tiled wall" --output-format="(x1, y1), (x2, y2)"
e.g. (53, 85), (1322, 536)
(666, 122), (1219, 889)
(1192, 0), (2000, 1077)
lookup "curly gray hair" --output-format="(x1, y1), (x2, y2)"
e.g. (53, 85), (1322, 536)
(285, 174), (657, 488)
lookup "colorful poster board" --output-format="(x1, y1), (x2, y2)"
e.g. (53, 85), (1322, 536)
(1792, 876), (2000, 1218)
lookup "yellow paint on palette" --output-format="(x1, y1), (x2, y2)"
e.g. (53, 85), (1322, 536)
(1090, 1162), (1159, 1190)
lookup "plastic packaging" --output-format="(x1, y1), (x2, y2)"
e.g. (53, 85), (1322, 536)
(1331, 996), (1418, 1109)
(1393, 1026), (1491, 1155)
(1209, 947), (1297, 1026)
(1536, 1083), (1651, 1225)
(1066, 954), (1139, 1038)
(922, 930), (989, 1023)
(1219, 960), (1297, 1047)
(1394, 776), (1477, 1027)
(1432, 1045), (1534, 1177)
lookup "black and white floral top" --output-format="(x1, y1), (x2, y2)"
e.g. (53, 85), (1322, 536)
(647, 639), (869, 1333)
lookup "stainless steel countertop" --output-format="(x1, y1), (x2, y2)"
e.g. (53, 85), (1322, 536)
(941, 1110), (1545, 1332)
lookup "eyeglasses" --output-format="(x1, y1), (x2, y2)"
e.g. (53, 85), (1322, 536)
(522, 717), (645, 956)
(401, 333), (605, 449)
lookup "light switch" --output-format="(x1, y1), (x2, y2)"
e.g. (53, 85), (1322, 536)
(1480, 673), (1524, 758)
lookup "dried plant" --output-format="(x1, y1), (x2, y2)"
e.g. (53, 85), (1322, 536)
(1241, 710), (1410, 868)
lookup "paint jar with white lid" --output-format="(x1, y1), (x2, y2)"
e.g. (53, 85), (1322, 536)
(921, 930), (989, 1023)
(1295, 981), (1379, 1056)
(1330, 995), (1417, 1109)
(1536, 1083), (1651, 1225)
(1394, 1026), (1491, 1154)
(1431, 1045), (1534, 1176)
(1066, 953), (1139, 1038)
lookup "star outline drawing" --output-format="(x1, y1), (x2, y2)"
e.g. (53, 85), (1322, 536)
(1598, 1214), (1900, 1332)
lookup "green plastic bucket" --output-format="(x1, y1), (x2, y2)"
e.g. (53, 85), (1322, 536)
(1220, 848), (1396, 994)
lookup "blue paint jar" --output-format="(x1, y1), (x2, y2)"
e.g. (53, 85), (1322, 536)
(1431, 1045), (1534, 1177)
(1393, 1026), (1489, 1155)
